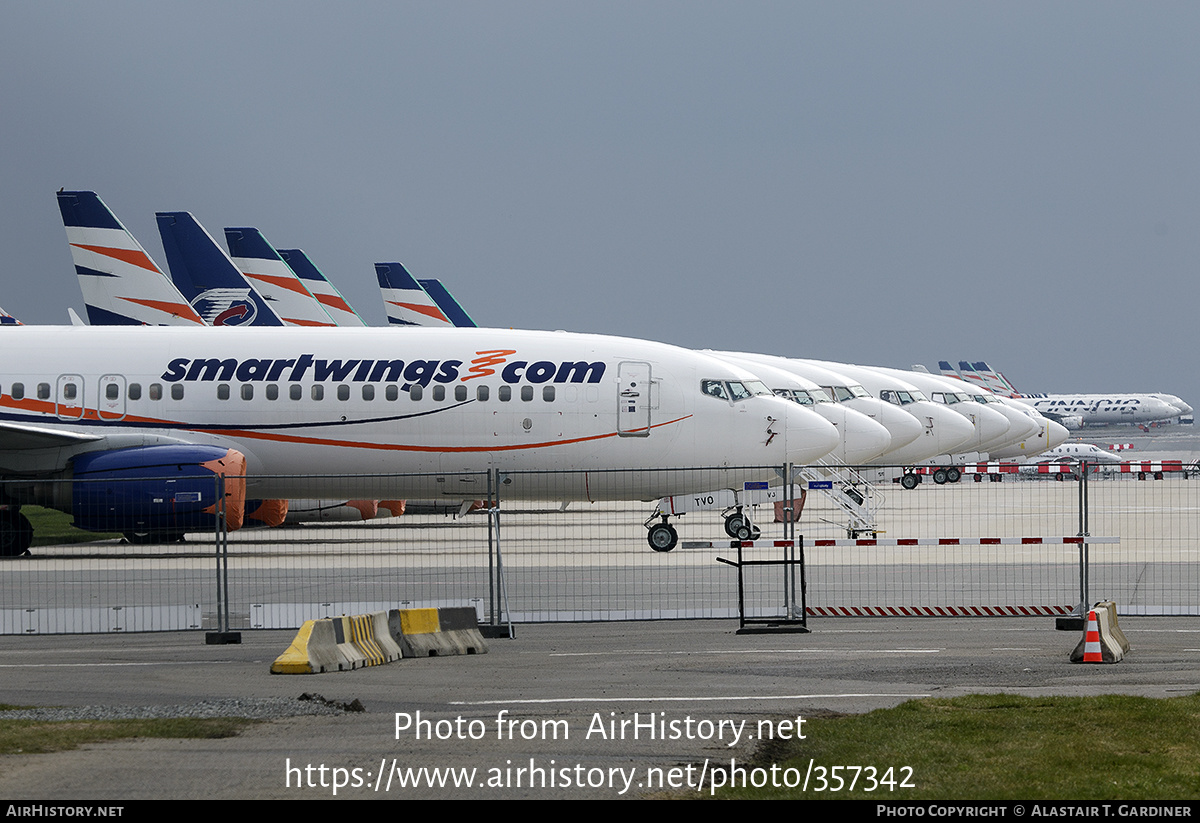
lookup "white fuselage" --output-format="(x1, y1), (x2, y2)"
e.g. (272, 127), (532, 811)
(0, 326), (839, 501)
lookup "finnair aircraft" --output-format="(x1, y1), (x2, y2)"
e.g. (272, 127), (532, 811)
(0, 326), (839, 554)
(937, 361), (1190, 428)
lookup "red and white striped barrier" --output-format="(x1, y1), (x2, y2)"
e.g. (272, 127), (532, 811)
(806, 536), (1117, 548)
(1107, 443), (1134, 451)
(807, 604), (1074, 617)
(686, 537), (1117, 549)
(1116, 461), (1184, 474)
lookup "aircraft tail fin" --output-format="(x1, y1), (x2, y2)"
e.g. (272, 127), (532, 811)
(911, 364), (931, 374)
(971, 361), (1020, 397)
(0, 305), (22, 326)
(57, 191), (205, 326)
(224, 228), (336, 327)
(418, 278), (477, 328)
(156, 212), (284, 326)
(375, 263), (451, 326)
(277, 249), (367, 327)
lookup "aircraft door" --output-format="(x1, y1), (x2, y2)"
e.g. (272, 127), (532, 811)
(98, 375), (127, 420)
(617, 361), (652, 436)
(56, 374), (84, 420)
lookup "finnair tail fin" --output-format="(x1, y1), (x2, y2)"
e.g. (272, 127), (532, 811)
(156, 212), (284, 326)
(375, 263), (451, 326)
(224, 228), (336, 327)
(418, 278), (477, 328)
(57, 191), (205, 326)
(276, 249), (367, 327)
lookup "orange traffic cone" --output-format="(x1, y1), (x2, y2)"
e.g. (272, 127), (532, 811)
(1082, 610), (1103, 663)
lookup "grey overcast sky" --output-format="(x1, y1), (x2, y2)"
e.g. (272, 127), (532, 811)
(2, 2), (1197, 407)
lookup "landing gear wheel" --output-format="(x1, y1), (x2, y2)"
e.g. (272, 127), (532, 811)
(735, 524), (762, 541)
(647, 523), (678, 553)
(900, 473), (919, 490)
(933, 468), (948, 485)
(724, 512), (747, 539)
(946, 467), (961, 483)
(0, 511), (33, 557)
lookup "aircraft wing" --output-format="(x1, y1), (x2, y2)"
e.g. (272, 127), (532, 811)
(0, 421), (102, 451)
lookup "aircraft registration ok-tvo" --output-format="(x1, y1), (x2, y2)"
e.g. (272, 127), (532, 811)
(0, 326), (840, 555)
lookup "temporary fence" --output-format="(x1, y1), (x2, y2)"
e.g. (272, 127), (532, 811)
(0, 460), (1193, 634)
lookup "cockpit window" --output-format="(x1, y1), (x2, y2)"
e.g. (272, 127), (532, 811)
(727, 381), (754, 401)
(849, 385), (870, 399)
(880, 389), (918, 406)
(704, 379), (769, 402)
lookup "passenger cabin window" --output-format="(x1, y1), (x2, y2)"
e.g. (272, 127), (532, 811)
(105, 383), (119, 401)
(217, 384), (230, 400)
(128, 383), (141, 401)
(543, 386), (555, 402)
(386, 385), (398, 401)
(63, 383), (78, 401)
(455, 385), (467, 402)
(311, 385), (324, 401)
(498, 385), (511, 402)
(290, 385), (302, 400)
(362, 385), (374, 401)
(337, 385), (350, 401)
(241, 385), (253, 400)
(410, 385), (423, 401)
(433, 386), (445, 401)
(266, 384), (279, 401)
(149, 384), (162, 401)
(10, 383), (23, 400)
(38, 383), (51, 400)
(171, 384), (184, 400)
(477, 386), (489, 402)
(521, 386), (533, 401)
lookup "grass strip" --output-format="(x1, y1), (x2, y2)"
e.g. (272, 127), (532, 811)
(0, 716), (258, 754)
(713, 693), (1200, 800)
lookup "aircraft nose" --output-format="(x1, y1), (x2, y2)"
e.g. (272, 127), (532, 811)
(839, 408), (893, 464)
(851, 399), (922, 451)
(1044, 420), (1070, 450)
(783, 403), (840, 464)
(927, 403), (977, 453)
(967, 403), (1012, 448)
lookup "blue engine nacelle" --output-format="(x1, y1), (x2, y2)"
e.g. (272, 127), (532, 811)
(70, 445), (247, 536)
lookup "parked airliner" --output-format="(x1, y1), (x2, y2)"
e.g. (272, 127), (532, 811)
(937, 361), (1190, 428)
(0, 326), (840, 554)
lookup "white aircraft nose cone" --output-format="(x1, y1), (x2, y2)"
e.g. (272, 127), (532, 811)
(812, 405), (893, 464)
(1044, 420), (1070, 450)
(963, 403), (1011, 449)
(784, 404), (841, 464)
(925, 403), (977, 455)
(848, 399), (923, 452)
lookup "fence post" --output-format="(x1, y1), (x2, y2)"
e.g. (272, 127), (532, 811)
(483, 468), (513, 639)
(206, 472), (239, 644)
(1078, 460), (1090, 617)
